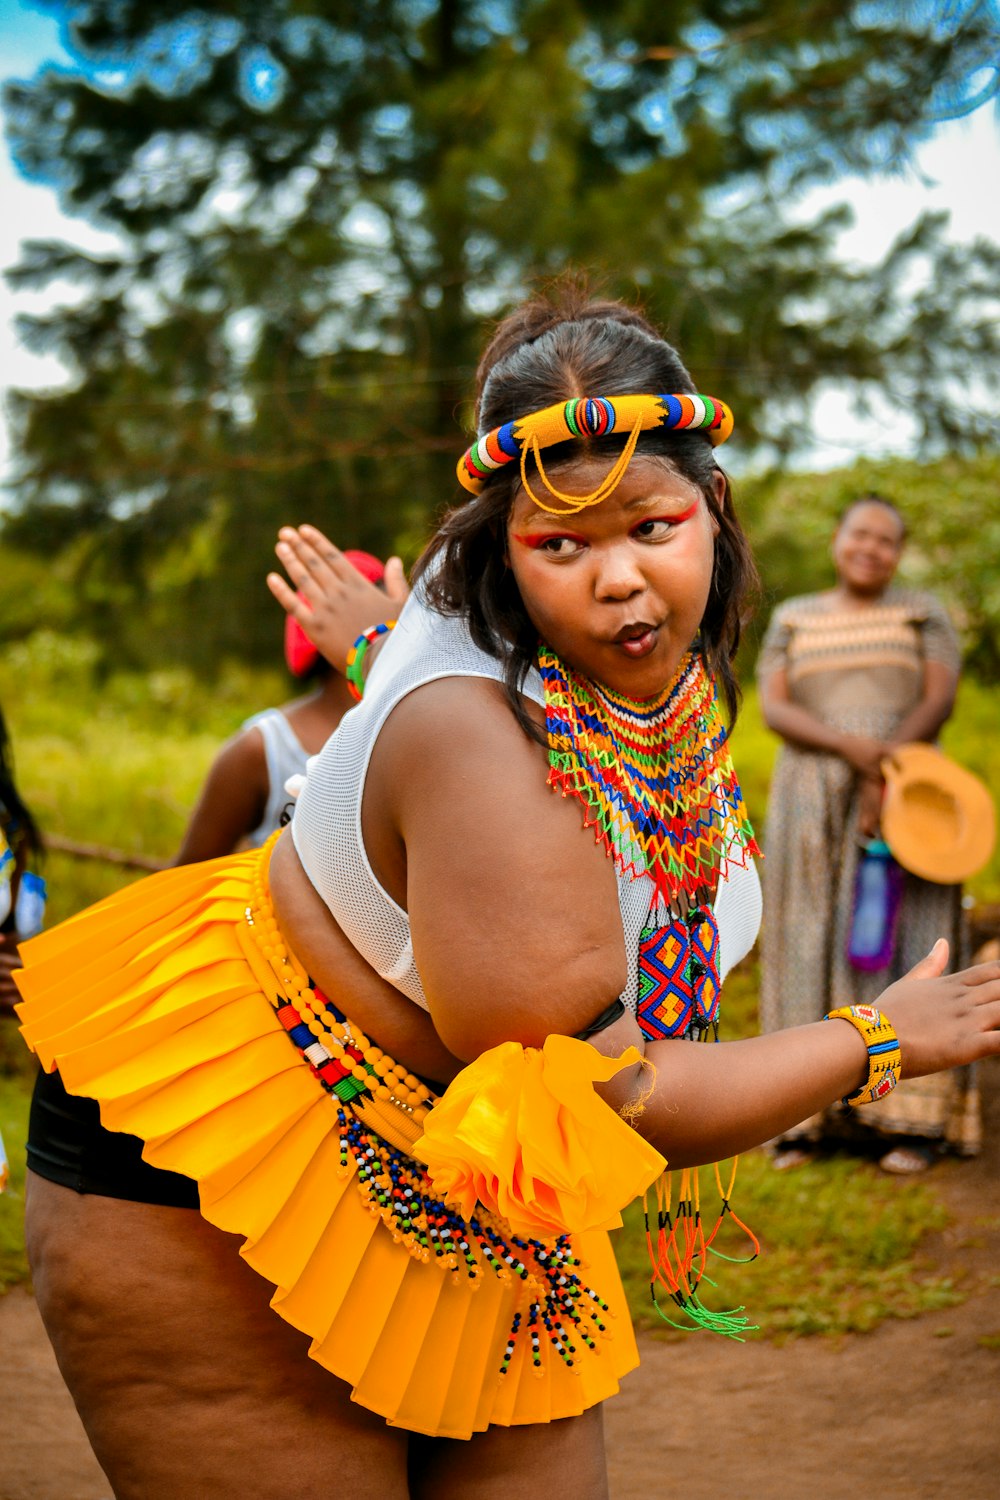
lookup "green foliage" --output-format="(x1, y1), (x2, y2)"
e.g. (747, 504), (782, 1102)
(0, 546), (79, 641)
(3, 2), (999, 672)
(0, 631), (289, 919)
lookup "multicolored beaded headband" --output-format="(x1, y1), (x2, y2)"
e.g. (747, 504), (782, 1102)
(457, 392), (734, 515)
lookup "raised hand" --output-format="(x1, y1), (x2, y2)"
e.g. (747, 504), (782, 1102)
(267, 524), (410, 670)
(874, 939), (1000, 1077)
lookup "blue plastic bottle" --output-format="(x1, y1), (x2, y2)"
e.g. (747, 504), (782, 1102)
(847, 838), (903, 973)
(14, 870), (47, 939)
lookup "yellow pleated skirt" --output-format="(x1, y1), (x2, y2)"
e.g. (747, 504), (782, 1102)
(15, 844), (641, 1439)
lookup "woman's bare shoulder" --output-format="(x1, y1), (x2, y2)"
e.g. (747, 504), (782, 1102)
(379, 670), (533, 733)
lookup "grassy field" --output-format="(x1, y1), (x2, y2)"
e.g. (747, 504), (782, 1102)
(0, 1067), (31, 1291)
(0, 636), (996, 1334)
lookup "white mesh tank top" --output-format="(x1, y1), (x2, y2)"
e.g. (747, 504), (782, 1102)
(292, 589), (761, 1014)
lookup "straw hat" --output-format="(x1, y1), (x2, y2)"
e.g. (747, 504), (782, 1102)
(880, 744), (996, 884)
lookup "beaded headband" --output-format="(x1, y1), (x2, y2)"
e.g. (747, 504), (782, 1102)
(457, 392), (734, 514)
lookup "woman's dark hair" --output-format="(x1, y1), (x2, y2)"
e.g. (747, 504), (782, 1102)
(0, 706), (42, 861)
(837, 493), (907, 540)
(414, 284), (758, 736)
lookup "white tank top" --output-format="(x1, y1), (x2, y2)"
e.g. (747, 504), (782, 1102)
(292, 589), (761, 1014)
(242, 709), (310, 848)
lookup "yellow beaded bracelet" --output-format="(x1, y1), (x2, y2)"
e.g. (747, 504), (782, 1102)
(825, 1004), (902, 1106)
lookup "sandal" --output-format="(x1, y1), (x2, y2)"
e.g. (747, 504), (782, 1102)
(879, 1144), (934, 1175)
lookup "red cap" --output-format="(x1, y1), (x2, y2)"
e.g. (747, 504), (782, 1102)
(283, 549), (386, 677)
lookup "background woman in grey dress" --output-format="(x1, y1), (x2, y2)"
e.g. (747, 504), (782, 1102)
(757, 495), (979, 1173)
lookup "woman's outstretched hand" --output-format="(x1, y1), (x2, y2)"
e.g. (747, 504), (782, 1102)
(613, 938), (1000, 1169)
(267, 524), (410, 669)
(875, 939), (1000, 1078)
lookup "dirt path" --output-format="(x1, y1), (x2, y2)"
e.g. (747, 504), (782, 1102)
(3, 1056), (999, 1500)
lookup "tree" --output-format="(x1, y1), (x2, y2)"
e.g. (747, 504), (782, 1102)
(3, 0), (999, 668)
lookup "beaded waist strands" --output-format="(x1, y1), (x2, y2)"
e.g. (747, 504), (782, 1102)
(540, 647), (762, 1336)
(244, 838), (616, 1383)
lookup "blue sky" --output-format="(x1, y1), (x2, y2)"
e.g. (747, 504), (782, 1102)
(1, 0), (998, 480)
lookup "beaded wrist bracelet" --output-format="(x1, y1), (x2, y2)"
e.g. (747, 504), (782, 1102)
(825, 1004), (902, 1106)
(345, 620), (396, 702)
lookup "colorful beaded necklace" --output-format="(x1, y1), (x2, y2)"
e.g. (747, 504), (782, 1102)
(540, 645), (761, 1334)
(539, 645), (760, 910)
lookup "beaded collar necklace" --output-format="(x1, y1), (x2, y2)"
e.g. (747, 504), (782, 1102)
(538, 645), (760, 908)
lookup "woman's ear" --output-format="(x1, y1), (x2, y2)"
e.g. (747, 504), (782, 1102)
(708, 469), (726, 538)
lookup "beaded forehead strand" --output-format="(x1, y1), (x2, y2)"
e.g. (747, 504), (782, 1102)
(457, 392), (734, 514)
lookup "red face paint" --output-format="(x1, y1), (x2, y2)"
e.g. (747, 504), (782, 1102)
(630, 499), (699, 532)
(510, 530), (589, 549)
(512, 499), (699, 550)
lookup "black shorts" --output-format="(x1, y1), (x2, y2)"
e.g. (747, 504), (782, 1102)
(27, 1064), (200, 1209)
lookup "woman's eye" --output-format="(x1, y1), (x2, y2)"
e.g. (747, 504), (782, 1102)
(539, 535), (585, 556)
(632, 518), (675, 541)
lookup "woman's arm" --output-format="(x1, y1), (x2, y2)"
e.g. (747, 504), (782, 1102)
(367, 675), (628, 1060)
(594, 941), (1000, 1167)
(174, 730), (269, 864)
(366, 675), (1000, 1160)
(887, 659), (958, 748)
(274, 663), (1000, 1175)
(760, 667), (889, 777)
(268, 831), (464, 1085)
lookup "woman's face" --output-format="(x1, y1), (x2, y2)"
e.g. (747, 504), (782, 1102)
(506, 454), (721, 699)
(832, 501), (904, 596)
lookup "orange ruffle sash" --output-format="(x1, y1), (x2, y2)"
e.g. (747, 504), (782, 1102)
(419, 1036), (664, 1238)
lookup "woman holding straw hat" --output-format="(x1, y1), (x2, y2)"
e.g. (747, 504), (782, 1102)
(757, 494), (981, 1173)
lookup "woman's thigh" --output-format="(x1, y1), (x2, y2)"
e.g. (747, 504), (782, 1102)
(25, 1172), (410, 1500)
(412, 1406), (608, 1500)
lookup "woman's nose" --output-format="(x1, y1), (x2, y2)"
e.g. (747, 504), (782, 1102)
(593, 547), (646, 601)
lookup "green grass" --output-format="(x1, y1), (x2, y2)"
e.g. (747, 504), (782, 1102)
(612, 1148), (957, 1341)
(1, 634), (288, 923)
(0, 1066), (32, 1292)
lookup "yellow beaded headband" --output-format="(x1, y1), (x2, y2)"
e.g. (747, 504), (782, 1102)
(457, 392), (734, 514)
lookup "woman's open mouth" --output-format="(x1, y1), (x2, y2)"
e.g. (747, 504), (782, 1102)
(614, 625), (659, 659)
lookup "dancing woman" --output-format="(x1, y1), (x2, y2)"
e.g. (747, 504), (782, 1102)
(16, 291), (1000, 1500)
